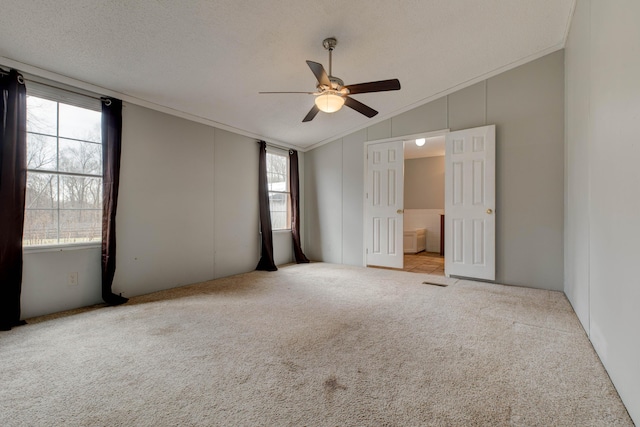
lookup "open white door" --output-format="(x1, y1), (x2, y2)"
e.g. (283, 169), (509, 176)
(366, 140), (404, 269)
(445, 125), (495, 280)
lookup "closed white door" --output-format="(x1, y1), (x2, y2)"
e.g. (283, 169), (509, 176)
(445, 125), (496, 280)
(366, 140), (404, 269)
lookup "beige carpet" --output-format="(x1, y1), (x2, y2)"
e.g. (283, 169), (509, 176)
(0, 263), (633, 426)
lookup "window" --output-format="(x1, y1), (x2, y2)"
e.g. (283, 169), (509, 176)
(23, 89), (102, 247)
(266, 151), (291, 230)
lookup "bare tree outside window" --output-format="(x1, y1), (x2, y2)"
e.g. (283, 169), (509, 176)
(23, 96), (102, 246)
(266, 152), (291, 230)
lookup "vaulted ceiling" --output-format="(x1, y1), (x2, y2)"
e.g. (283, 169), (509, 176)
(0, 1), (575, 150)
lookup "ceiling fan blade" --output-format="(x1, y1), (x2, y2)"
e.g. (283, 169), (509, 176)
(306, 61), (331, 87)
(344, 96), (378, 118)
(345, 79), (401, 95)
(302, 105), (320, 122)
(259, 91), (316, 94)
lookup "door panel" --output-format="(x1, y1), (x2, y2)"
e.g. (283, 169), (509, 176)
(366, 140), (404, 268)
(445, 125), (495, 280)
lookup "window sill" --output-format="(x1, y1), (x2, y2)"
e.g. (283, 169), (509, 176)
(23, 243), (101, 254)
(272, 229), (292, 234)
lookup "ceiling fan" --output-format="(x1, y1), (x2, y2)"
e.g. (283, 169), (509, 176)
(259, 38), (401, 122)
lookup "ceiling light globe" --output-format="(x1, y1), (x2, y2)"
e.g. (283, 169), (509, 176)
(315, 92), (345, 113)
(416, 138), (426, 147)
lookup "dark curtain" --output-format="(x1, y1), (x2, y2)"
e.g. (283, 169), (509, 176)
(101, 98), (128, 305)
(289, 149), (309, 263)
(256, 141), (277, 271)
(0, 69), (27, 331)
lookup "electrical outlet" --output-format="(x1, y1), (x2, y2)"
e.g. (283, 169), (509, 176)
(68, 272), (78, 286)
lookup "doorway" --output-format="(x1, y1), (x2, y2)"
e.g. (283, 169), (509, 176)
(364, 126), (496, 281)
(402, 134), (446, 275)
(363, 131), (447, 275)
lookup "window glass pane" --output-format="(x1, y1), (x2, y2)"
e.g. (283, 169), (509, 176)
(269, 192), (288, 209)
(266, 153), (288, 192)
(23, 95), (103, 247)
(25, 173), (58, 209)
(23, 209), (58, 246)
(269, 192), (289, 230)
(270, 212), (287, 230)
(59, 209), (102, 244)
(27, 133), (57, 171)
(59, 175), (102, 209)
(266, 151), (290, 229)
(59, 103), (102, 142)
(268, 177), (287, 192)
(26, 96), (57, 135)
(59, 138), (102, 175)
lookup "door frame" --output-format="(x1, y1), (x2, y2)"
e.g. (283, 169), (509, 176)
(362, 129), (450, 266)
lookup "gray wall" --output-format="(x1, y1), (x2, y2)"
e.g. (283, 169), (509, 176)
(404, 156), (444, 209)
(304, 137), (343, 264)
(565, 0), (640, 422)
(305, 50), (565, 291)
(21, 103), (298, 318)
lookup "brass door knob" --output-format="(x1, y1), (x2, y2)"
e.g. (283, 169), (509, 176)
(397, 209), (404, 214)
(486, 208), (493, 214)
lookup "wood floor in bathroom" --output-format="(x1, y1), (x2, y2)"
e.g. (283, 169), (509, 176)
(403, 251), (445, 276)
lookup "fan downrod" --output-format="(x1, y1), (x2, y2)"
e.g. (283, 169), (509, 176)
(322, 38), (339, 85)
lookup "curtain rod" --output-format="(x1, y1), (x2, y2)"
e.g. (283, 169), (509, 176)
(1, 67), (111, 104)
(256, 140), (296, 153)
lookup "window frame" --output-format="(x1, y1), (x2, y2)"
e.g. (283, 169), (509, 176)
(23, 80), (104, 251)
(266, 148), (292, 231)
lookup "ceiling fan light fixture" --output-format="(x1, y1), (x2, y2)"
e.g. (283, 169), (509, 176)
(260, 38), (401, 122)
(315, 91), (345, 113)
(416, 138), (426, 147)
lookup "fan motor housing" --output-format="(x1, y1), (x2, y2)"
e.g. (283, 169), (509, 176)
(316, 78), (344, 92)
(329, 76), (344, 90)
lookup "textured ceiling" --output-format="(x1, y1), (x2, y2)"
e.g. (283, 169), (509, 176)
(0, 1), (574, 149)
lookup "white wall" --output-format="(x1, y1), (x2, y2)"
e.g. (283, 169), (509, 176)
(565, 1), (640, 422)
(21, 103), (297, 318)
(305, 51), (565, 290)
(342, 129), (367, 266)
(304, 139), (343, 264)
(564, 0), (591, 334)
(113, 104), (216, 296)
(404, 156), (444, 209)
(21, 247), (102, 319)
(211, 128), (259, 279)
(487, 51), (565, 292)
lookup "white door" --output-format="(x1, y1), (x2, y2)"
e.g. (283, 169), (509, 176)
(366, 140), (404, 269)
(445, 125), (496, 280)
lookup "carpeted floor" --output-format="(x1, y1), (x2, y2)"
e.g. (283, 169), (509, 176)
(0, 263), (633, 426)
